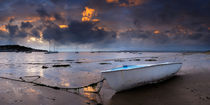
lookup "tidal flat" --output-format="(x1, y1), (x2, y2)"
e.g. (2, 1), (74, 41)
(0, 52), (210, 105)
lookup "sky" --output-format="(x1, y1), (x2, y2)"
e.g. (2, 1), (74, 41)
(0, 0), (209, 51)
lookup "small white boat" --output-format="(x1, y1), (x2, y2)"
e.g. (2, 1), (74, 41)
(101, 62), (182, 92)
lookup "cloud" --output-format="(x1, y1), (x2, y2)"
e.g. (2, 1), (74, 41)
(36, 7), (50, 18)
(21, 22), (33, 29)
(131, 0), (210, 26)
(0, 0), (209, 50)
(43, 20), (116, 46)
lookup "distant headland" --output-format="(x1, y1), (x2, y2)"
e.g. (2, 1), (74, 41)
(0, 45), (47, 52)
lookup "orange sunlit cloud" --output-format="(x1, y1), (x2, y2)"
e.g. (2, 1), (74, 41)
(127, 0), (145, 6)
(106, 0), (119, 3)
(23, 16), (41, 22)
(153, 30), (160, 34)
(91, 19), (100, 22)
(0, 25), (8, 32)
(4, 16), (55, 24)
(59, 25), (68, 28)
(7, 16), (15, 21)
(23, 16), (55, 22)
(82, 7), (99, 22)
(44, 17), (56, 21)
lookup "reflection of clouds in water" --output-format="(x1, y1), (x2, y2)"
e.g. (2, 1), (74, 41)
(60, 78), (70, 87)
(83, 87), (97, 100)
(0, 80), (42, 103)
(24, 65), (44, 77)
(25, 88), (40, 95)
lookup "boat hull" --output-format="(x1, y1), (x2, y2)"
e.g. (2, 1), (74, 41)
(101, 63), (182, 92)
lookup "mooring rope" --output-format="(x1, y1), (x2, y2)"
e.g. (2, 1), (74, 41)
(0, 76), (105, 93)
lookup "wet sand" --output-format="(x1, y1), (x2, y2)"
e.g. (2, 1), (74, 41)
(0, 52), (210, 105)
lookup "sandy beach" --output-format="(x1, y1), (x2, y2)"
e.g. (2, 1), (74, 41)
(0, 52), (210, 105)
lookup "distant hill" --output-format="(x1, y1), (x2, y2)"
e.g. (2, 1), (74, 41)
(0, 45), (47, 52)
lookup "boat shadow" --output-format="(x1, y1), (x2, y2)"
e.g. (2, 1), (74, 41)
(109, 75), (183, 105)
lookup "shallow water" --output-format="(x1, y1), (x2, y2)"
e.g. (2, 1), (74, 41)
(0, 52), (209, 105)
(0, 52), (178, 87)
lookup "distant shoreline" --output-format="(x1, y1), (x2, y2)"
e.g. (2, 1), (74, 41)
(60, 50), (210, 53)
(0, 45), (209, 53)
(0, 45), (47, 52)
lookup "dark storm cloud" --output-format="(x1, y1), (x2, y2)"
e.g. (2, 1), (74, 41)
(43, 20), (116, 45)
(120, 30), (170, 44)
(6, 24), (27, 38)
(131, 0), (210, 26)
(36, 7), (50, 18)
(54, 13), (63, 21)
(0, 23), (28, 44)
(6, 24), (18, 36)
(0, 0), (209, 50)
(31, 29), (41, 38)
(0, 18), (29, 44)
(119, 28), (210, 49)
(87, 0), (210, 28)
(21, 22), (33, 29)
(86, 0), (210, 49)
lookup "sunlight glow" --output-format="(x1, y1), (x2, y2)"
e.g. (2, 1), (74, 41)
(59, 25), (68, 28)
(82, 7), (99, 22)
(27, 36), (43, 43)
(0, 25), (8, 32)
(153, 30), (160, 34)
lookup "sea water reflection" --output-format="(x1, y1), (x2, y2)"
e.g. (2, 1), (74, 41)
(0, 52), (192, 105)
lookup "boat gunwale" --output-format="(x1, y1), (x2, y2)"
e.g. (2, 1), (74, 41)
(101, 62), (182, 73)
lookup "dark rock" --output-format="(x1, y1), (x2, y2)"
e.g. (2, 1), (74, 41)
(52, 64), (70, 67)
(66, 60), (74, 61)
(42, 66), (48, 69)
(99, 63), (112, 65)
(145, 59), (157, 61)
(129, 58), (141, 61)
(114, 59), (125, 62)
(75, 61), (83, 63)
(53, 59), (74, 62)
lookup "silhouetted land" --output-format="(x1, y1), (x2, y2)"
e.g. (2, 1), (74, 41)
(0, 45), (47, 52)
